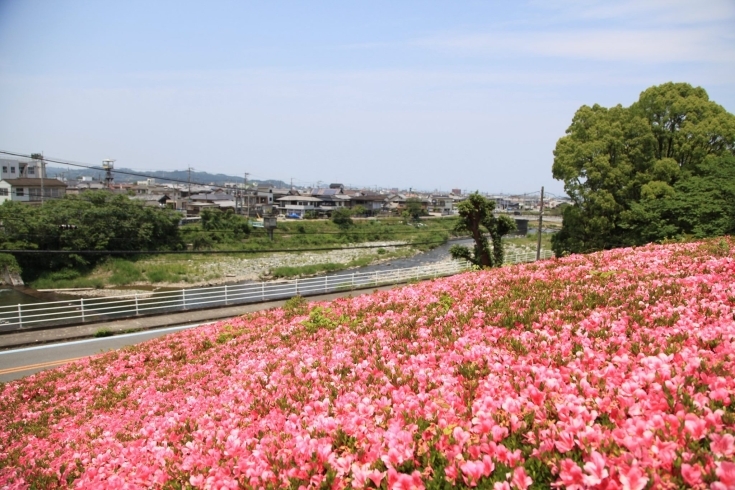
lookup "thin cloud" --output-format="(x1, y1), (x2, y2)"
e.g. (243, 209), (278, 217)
(415, 26), (735, 64)
(532, 0), (735, 25)
(414, 0), (735, 64)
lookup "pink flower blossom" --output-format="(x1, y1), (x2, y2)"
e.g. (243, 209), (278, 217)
(511, 467), (532, 490)
(559, 459), (584, 490)
(712, 461), (735, 490)
(711, 433), (735, 458)
(583, 451), (609, 486)
(619, 466), (648, 490)
(680, 463), (702, 487)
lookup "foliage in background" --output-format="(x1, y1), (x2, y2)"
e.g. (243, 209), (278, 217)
(403, 197), (425, 221)
(450, 192), (516, 267)
(0, 253), (21, 275)
(552, 82), (735, 256)
(0, 191), (183, 278)
(331, 208), (354, 229)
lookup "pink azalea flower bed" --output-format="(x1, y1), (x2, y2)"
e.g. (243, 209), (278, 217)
(2, 239), (735, 489)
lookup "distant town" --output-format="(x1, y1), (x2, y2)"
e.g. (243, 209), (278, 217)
(0, 156), (568, 218)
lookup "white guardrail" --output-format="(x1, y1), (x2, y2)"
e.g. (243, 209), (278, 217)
(0, 250), (553, 332)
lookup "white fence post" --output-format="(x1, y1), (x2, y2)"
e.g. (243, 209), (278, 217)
(324, 275), (328, 293)
(374, 271), (378, 286)
(17, 304), (22, 329)
(182, 290), (186, 309)
(351, 273), (355, 289)
(295, 278), (299, 295)
(261, 282), (265, 301)
(80, 298), (85, 322)
(224, 285), (228, 305)
(135, 294), (139, 315)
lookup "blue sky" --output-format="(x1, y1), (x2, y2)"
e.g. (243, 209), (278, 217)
(0, 1), (733, 194)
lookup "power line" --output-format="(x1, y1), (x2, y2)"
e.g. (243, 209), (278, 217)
(1, 150), (564, 197)
(0, 150), (216, 188)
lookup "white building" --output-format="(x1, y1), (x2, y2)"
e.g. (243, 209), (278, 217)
(0, 178), (67, 204)
(0, 158), (45, 180)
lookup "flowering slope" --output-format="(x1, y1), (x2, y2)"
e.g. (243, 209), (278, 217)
(2, 239), (735, 489)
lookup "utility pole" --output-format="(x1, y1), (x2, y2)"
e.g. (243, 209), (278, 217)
(187, 167), (193, 216)
(536, 186), (545, 260)
(244, 172), (250, 217)
(31, 153), (45, 204)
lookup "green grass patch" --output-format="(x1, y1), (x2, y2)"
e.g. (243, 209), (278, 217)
(29, 269), (105, 290)
(144, 263), (191, 283)
(106, 259), (144, 286)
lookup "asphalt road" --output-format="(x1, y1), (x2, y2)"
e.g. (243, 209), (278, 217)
(0, 322), (212, 383)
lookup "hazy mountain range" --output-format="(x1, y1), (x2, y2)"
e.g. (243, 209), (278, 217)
(46, 166), (289, 189)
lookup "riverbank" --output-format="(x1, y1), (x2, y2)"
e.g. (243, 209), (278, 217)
(36, 242), (547, 299)
(21, 232), (553, 298)
(34, 241), (415, 297)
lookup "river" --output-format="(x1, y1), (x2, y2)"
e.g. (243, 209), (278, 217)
(0, 238), (477, 309)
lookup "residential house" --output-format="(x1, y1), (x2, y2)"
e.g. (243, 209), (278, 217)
(430, 194), (459, 215)
(275, 195), (322, 217)
(307, 187), (351, 215)
(130, 194), (172, 208)
(0, 178), (67, 204)
(0, 158), (45, 180)
(385, 193), (407, 213)
(186, 191), (235, 215)
(348, 191), (386, 216)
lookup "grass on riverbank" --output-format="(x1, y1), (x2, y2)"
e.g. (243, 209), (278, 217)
(503, 233), (553, 250)
(180, 216), (457, 252)
(28, 218), (459, 289)
(268, 248), (414, 279)
(27, 219), (554, 290)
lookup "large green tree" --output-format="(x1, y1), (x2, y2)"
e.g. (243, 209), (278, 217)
(403, 197), (425, 221)
(0, 191), (184, 276)
(552, 82), (735, 255)
(450, 192), (516, 268)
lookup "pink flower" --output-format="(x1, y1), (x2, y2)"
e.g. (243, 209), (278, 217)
(453, 426), (471, 447)
(711, 433), (735, 458)
(444, 464), (458, 483)
(387, 468), (424, 490)
(352, 463), (384, 488)
(555, 431), (575, 453)
(713, 461), (735, 490)
(461, 460), (484, 486)
(684, 415), (706, 440)
(559, 459), (584, 490)
(619, 466), (648, 490)
(583, 451), (609, 486)
(493, 483), (511, 490)
(680, 464), (702, 487)
(511, 467), (532, 490)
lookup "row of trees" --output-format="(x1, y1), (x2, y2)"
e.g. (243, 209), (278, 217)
(0, 192), (183, 277)
(552, 82), (735, 255)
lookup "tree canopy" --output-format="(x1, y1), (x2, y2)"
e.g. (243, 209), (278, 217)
(0, 191), (184, 276)
(552, 82), (735, 255)
(403, 198), (425, 221)
(331, 208), (353, 229)
(450, 192), (515, 268)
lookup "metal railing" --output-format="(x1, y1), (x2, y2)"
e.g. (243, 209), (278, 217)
(0, 250), (553, 332)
